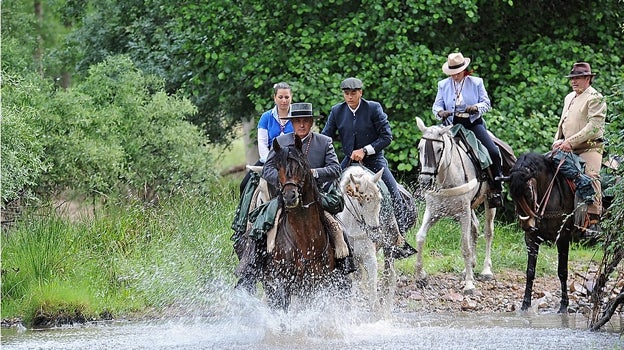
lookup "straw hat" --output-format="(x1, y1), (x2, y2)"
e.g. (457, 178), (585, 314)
(442, 52), (471, 75)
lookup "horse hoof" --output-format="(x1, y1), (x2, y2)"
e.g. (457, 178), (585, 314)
(463, 282), (476, 294)
(478, 273), (494, 281)
(414, 278), (427, 288)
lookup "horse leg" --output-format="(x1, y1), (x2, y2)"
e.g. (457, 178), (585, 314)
(378, 248), (396, 312)
(355, 237), (379, 311)
(415, 208), (435, 283)
(481, 208), (495, 279)
(521, 234), (540, 311)
(556, 235), (570, 313)
(469, 210), (479, 270)
(460, 214), (476, 293)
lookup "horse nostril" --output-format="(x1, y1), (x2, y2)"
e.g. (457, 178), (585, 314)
(418, 175), (434, 190)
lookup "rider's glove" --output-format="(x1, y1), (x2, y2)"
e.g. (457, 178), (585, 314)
(465, 105), (479, 114)
(437, 110), (452, 119)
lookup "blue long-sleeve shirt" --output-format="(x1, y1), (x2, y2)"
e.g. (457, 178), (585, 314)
(432, 76), (491, 124)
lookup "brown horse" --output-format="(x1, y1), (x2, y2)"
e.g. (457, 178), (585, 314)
(508, 152), (576, 313)
(259, 136), (340, 311)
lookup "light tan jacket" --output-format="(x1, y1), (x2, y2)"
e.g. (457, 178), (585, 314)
(555, 85), (606, 153)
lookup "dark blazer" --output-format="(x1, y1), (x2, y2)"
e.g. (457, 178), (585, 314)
(262, 132), (341, 191)
(321, 99), (393, 163)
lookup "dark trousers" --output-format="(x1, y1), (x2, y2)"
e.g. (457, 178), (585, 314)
(455, 118), (503, 190)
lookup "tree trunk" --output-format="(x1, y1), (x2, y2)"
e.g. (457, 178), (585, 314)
(242, 118), (258, 166)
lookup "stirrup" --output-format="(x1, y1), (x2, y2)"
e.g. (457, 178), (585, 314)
(580, 214), (601, 237)
(488, 192), (503, 208)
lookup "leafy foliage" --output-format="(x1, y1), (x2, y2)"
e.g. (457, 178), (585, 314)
(57, 0), (622, 175)
(1, 72), (49, 203)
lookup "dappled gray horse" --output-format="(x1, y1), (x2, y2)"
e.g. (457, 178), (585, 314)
(338, 165), (392, 310)
(414, 117), (495, 293)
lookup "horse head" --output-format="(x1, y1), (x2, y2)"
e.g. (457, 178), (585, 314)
(509, 152), (552, 230)
(272, 136), (315, 210)
(415, 117), (453, 191)
(340, 166), (384, 229)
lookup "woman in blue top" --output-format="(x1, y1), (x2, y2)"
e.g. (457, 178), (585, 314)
(239, 82), (294, 194)
(257, 82), (295, 163)
(432, 52), (503, 207)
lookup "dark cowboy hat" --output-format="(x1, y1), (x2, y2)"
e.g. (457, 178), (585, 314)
(565, 62), (597, 78)
(281, 102), (320, 119)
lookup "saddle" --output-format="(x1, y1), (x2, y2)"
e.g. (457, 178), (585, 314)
(451, 125), (517, 183)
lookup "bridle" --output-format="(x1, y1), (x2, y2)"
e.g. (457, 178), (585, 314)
(514, 155), (567, 228)
(419, 135), (446, 177)
(343, 188), (382, 238)
(419, 131), (466, 187)
(279, 153), (316, 210)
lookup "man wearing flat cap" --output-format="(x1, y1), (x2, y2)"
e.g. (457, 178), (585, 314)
(322, 77), (416, 259)
(552, 62), (606, 234)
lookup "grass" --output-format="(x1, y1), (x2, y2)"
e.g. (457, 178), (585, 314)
(395, 203), (602, 279)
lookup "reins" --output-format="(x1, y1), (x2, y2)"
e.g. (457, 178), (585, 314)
(535, 154), (567, 219)
(421, 132), (474, 192)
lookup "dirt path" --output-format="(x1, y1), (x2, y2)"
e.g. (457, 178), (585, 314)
(394, 262), (607, 315)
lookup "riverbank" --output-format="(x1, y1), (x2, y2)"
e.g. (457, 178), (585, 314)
(394, 261), (610, 315)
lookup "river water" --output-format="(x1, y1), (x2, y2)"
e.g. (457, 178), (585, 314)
(2, 290), (623, 350)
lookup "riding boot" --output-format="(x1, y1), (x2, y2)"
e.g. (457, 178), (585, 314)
(324, 211), (349, 259)
(335, 232), (358, 275)
(580, 213), (601, 244)
(487, 169), (504, 208)
(389, 240), (418, 259)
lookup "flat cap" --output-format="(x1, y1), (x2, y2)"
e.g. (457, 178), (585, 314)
(340, 77), (363, 90)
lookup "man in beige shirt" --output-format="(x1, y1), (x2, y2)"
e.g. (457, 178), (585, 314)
(552, 62), (606, 232)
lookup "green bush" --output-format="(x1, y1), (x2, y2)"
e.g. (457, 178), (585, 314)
(0, 72), (49, 204)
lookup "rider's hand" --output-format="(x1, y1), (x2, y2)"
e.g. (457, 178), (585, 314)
(465, 105), (479, 114)
(437, 110), (452, 119)
(553, 139), (572, 153)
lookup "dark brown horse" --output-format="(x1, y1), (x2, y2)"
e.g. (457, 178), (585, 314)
(260, 136), (338, 311)
(508, 152), (576, 313)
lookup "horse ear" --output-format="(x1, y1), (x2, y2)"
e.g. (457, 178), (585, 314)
(350, 173), (361, 185)
(416, 117), (427, 133)
(273, 138), (281, 152)
(294, 134), (303, 150)
(372, 169), (384, 183)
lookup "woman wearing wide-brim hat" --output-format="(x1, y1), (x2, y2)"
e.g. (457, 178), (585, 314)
(432, 52), (504, 208)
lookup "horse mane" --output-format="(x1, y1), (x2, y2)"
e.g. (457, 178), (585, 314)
(509, 152), (553, 200)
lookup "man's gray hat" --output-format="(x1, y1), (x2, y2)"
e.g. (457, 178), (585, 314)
(340, 77), (363, 90)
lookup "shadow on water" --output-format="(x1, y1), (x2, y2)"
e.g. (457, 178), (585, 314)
(2, 282), (623, 350)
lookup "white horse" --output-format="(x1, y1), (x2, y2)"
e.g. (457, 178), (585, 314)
(414, 117), (495, 293)
(338, 165), (399, 311)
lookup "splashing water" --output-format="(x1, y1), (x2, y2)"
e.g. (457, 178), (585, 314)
(3, 280), (623, 350)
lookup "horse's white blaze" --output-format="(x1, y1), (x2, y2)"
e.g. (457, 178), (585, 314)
(414, 117), (496, 294)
